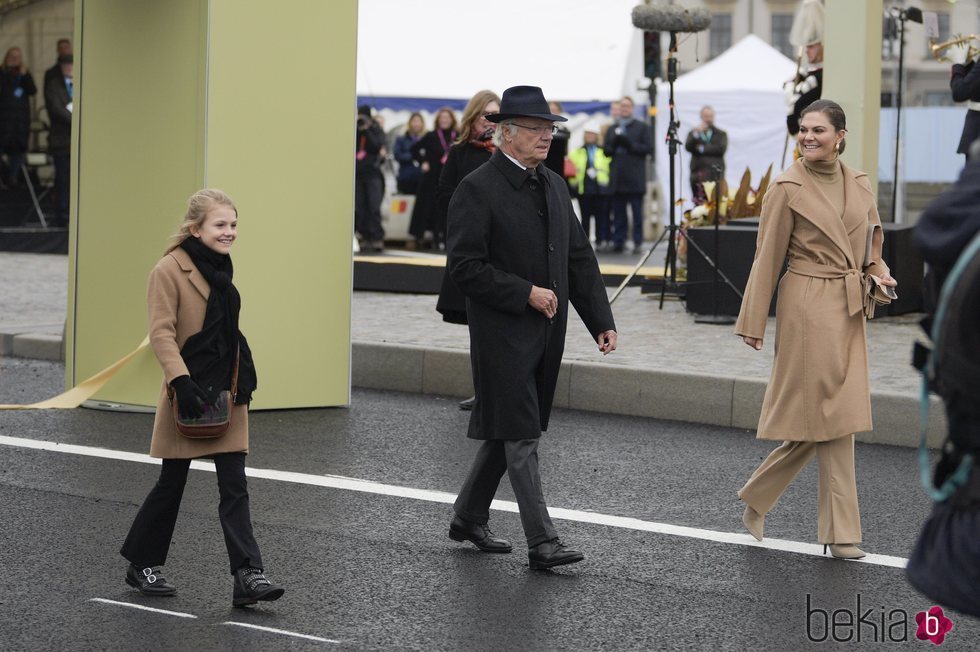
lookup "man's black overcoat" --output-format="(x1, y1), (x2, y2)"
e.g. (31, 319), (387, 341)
(602, 118), (652, 195)
(447, 150), (616, 440)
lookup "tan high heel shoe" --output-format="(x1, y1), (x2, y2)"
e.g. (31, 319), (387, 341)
(823, 544), (866, 560)
(742, 505), (765, 541)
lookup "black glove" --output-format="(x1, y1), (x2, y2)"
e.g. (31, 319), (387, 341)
(170, 375), (208, 419)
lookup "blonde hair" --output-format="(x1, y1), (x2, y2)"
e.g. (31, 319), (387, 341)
(166, 188), (237, 253)
(456, 90), (500, 144)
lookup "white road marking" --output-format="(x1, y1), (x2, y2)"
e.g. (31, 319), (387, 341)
(88, 597), (197, 619)
(87, 598), (337, 642)
(3, 435), (907, 569)
(220, 622), (339, 643)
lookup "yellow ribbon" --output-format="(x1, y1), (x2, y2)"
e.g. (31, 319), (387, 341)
(0, 336), (150, 410)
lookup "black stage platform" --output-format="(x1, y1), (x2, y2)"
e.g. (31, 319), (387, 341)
(0, 177), (67, 254)
(0, 227), (68, 253)
(353, 251), (663, 294)
(684, 221), (923, 317)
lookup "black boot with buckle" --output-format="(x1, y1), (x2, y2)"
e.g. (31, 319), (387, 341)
(232, 566), (285, 607)
(125, 564), (177, 596)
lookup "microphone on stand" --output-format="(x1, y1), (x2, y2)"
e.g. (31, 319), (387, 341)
(631, 4), (712, 34)
(616, 3), (738, 322)
(632, 3), (712, 79)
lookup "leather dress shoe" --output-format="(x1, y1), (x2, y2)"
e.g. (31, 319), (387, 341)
(449, 515), (512, 553)
(458, 396), (476, 411)
(125, 564), (176, 596)
(528, 538), (584, 570)
(233, 566), (285, 607)
(824, 544), (866, 560)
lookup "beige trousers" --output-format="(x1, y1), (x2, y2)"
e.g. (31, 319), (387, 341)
(738, 435), (862, 544)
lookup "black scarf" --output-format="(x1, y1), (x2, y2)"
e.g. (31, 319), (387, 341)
(178, 237), (257, 404)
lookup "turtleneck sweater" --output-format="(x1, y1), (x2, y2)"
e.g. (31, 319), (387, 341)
(802, 156), (844, 218)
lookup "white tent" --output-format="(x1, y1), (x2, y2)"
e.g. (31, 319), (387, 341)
(356, 0), (645, 111)
(655, 35), (797, 212)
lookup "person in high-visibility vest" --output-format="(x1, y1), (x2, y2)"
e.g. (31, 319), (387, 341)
(569, 121), (612, 251)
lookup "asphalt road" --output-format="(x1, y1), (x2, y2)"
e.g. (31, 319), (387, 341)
(1, 357), (977, 650)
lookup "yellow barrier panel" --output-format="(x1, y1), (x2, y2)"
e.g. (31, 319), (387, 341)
(69, 0), (356, 410)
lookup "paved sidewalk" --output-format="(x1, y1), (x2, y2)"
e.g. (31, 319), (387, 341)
(0, 251), (942, 447)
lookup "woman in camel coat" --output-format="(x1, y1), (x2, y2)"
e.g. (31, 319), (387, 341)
(734, 100), (897, 560)
(120, 189), (284, 606)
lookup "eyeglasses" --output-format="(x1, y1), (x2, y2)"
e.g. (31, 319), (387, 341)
(481, 111), (499, 118)
(511, 122), (559, 136)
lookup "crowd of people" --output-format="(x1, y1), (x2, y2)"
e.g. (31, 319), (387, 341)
(0, 38), (73, 227)
(352, 32), (829, 257)
(354, 93), (656, 255)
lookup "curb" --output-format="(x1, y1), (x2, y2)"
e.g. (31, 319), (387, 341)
(1, 332), (65, 361)
(351, 341), (947, 450)
(2, 332), (946, 449)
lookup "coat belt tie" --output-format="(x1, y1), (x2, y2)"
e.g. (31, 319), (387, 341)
(788, 260), (864, 316)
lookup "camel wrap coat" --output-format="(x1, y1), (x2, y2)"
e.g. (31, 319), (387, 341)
(147, 247), (249, 459)
(735, 159), (889, 442)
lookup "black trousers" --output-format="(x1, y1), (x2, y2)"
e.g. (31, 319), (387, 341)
(611, 192), (645, 247)
(578, 194), (610, 244)
(354, 170), (385, 241)
(454, 439), (558, 547)
(120, 452), (263, 574)
(52, 152), (70, 226)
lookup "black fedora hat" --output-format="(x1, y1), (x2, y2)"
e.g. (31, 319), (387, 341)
(486, 85), (567, 123)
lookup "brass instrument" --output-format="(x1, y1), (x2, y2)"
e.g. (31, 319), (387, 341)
(930, 34), (980, 62)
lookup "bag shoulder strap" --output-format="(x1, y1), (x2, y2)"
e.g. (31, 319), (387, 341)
(231, 345), (240, 400)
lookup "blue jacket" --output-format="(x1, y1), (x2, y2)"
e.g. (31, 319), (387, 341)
(393, 133), (422, 185)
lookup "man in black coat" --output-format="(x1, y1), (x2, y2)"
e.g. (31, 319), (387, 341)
(44, 53), (72, 227)
(684, 105), (727, 206)
(446, 86), (617, 570)
(603, 95), (651, 253)
(354, 104), (387, 252)
(43, 39), (72, 89)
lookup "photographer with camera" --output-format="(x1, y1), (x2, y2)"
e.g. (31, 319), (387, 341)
(355, 104), (387, 253)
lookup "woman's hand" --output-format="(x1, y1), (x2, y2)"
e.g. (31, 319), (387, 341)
(171, 375), (208, 419)
(742, 336), (763, 351)
(878, 270), (898, 287)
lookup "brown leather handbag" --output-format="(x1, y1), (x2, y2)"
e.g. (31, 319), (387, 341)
(167, 349), (239, 439)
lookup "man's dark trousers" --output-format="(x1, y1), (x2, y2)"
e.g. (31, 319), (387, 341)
(454, 439), (558, 547)
(355, 170), (385, 242)
(612, 192), (644, 249)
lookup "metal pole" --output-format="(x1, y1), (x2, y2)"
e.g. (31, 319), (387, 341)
(891, 14), (904, 222)
(659, 32), (679, 309)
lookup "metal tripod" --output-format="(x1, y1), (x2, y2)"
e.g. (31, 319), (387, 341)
(610, 32), (741, 311)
